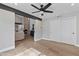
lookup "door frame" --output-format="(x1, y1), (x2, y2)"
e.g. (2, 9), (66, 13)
(61, 16), (77, 45)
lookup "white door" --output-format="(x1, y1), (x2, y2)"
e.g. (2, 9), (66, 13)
(49, 19), (62, 42)
(61, 17), (77, 45)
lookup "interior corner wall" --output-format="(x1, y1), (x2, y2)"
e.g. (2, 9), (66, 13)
(34, 20), (42, 41)
(41, 11), (79, 45)
(42, 17), (62, 42)
(42, 18), (50, 39)
(0, 9), (15, 52)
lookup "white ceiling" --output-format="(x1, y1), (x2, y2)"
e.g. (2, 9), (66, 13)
(2, 3), (79, 19)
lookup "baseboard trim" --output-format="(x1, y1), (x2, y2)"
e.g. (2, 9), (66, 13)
(41, 38), (79, 47)
(74, 44), (79, 47)
(34, 39), (42, 41)
(0, 46), (15, 53)
(41, 38), (48, 40)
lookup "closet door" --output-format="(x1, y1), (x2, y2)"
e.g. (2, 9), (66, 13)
(0, 9), (15, 51)
(49, 18), (62, 42)
(61, 17), (77, 45)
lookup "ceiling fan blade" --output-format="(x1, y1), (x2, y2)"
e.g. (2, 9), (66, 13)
(44, 10), (53, 13)
(31, 4), (40, 10)
(32, 11), (40, 13)
(43, 3), (52, 10)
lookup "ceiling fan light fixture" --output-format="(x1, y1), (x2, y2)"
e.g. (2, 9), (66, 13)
(31, 3), (53, 14)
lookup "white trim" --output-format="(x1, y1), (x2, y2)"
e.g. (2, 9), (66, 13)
(34, 39), (41, 41)
(35, 38), (79, 47)
(0, 46), (15, 53)
(34, 39), (39, 41)
(43, 38), (71, 45)
(41, 38), (63, 43)
(41, 38), (79, 47)
(74, 44), (79, 47)
(41, 38), (48, 40)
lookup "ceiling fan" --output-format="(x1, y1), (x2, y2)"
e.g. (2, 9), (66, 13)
(31, 3), (53, 15)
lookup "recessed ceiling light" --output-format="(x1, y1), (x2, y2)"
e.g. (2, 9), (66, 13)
(14, 3), (18, 5)
(71, 3), (75, 6)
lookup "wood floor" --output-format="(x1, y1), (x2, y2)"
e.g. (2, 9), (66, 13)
(0, 36), (79, 56)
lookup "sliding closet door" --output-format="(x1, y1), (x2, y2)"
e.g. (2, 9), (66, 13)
(61, 17), (77, 45)
(0, 9), (15, 52)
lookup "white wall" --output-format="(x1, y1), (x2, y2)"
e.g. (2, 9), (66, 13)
(34, 20), (42, 41)
(48, 18), (62, 42)
(41, 11), (79, 45)
(42, 18), (49, 39)
(0, 9), (15, 52)
(30, 19), (42, 41)
(76, 15), (79, 45)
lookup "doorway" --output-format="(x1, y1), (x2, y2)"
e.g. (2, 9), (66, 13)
(24, 17), (35, 40)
